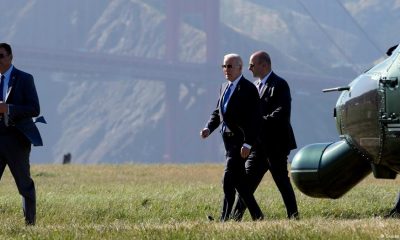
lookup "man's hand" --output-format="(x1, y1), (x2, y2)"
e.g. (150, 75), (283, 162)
(240, 146), (250, 159)
(200, 128), (210, 139)
(0, 102), (8, 114)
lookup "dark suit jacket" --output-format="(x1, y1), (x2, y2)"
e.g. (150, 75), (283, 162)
(258, 71), (296, 154)
(5, 67), (43, 146)
(206, 76), (260, 146)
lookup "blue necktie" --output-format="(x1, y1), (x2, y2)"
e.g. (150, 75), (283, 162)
(0, 75), (4, 101)
(221, 84), (232, 132)
(222, 83), (232, 113)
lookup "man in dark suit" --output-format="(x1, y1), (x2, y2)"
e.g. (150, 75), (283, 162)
(200, 53), (264, 221)
(0, 43), (43, 225)
(385, 192), (400, 218)
(232, 51), (299, 220)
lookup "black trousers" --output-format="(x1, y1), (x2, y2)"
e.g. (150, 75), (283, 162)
(0, 127), (36, 225)
(232, 144), (298, 220)
(220, 133), (263, 221)
(393, 192), (400, 210)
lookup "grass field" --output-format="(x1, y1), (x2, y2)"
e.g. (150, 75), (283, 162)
(0, 164), (400, 239)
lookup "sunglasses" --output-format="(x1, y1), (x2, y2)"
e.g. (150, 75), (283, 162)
(221, 64), (240, 69)
(221, 64), (233, 69)
(0, 53), (9, 59)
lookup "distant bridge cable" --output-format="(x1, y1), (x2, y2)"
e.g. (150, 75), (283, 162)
(295, 0), (363, 74)
(334, 0), (383, 55)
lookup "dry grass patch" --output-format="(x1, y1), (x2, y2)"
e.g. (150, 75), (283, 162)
(0, 164), (399, 239)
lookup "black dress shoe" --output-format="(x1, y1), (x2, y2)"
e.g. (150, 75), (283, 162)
(384, 209), (400, 219)
(25, 220), (35, 226)
(231, 211), (245, 222)
(288, 212), (300, 220)
(255, 214), (264, 221)
(207, 215), (214, 221)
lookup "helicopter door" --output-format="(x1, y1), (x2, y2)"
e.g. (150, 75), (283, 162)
(380, 51), (400, 130)
(379, 51), (400, 171)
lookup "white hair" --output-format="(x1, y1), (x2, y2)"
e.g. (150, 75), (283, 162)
(224, 53), (243, 66)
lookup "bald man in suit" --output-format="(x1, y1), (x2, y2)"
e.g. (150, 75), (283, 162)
(200, 53), (264, 221)
(232, 51), (299, 220)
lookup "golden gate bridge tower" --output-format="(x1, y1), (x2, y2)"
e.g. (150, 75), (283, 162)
(164, 0), (220, 162)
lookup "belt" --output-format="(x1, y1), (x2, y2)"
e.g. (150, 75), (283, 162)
(222, 131), (235, 137)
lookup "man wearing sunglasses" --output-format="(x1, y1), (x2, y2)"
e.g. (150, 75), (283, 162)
(0, 43), (42, 225)
(200, 53), (264, 221)
(232, 51), (299, 220)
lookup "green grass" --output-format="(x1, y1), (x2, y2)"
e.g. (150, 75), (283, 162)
(0, 164), (400, 239)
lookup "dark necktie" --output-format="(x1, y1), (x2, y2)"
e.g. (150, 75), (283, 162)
(222, 83), (232, 113)
(0, 75), (5, 101)
(258, 81), (263, 95)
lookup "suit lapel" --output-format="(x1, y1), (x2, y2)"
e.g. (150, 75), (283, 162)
(5, 68), (17, 102)
(260, 82), (268, 98)
(219, 77), (242, 116)
(225, 77), (242, 112)
(5, 75), (15, 102)
(260, 72), (275, 99)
